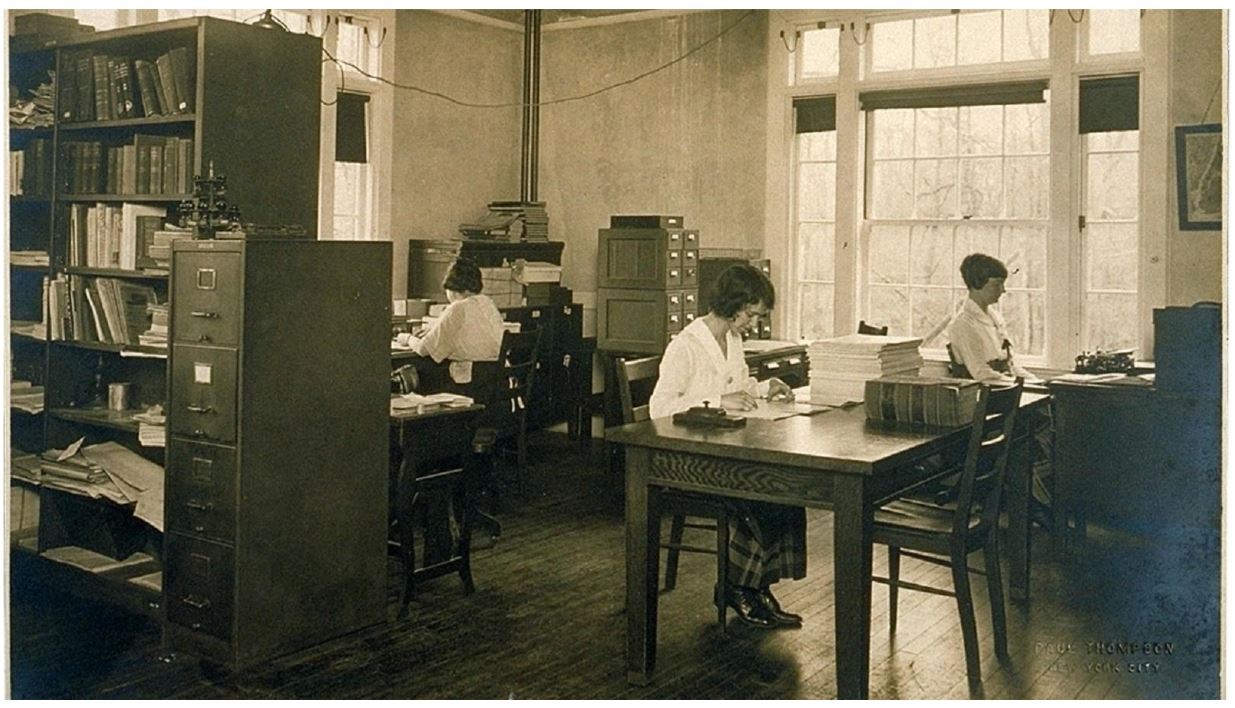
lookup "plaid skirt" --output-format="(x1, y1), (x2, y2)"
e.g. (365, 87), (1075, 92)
(724, 499), (807, 589)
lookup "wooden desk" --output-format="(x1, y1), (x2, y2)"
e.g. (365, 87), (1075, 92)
(389, 399), (484, 615)
(609, 392), (1047, 698)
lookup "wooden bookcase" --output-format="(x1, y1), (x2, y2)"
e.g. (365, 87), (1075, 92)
(8, 16), (324, 648)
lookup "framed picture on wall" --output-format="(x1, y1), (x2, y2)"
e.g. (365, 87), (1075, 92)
(1174, 123), (1222, 230)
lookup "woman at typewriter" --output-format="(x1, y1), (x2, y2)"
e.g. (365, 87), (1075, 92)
(407, 257), (505, 392)
(649, 264), (804, 629)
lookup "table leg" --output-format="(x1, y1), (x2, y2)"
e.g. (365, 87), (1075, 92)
(396, 455), (416, 615)
(833, 475), (872, 700)
(1006, 429), (1033, 601)
(625, 446), (659, 686)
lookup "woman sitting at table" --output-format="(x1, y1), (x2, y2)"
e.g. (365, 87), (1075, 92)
(946, 252), (1039, 384)
(648, 264), (804, 629)
(408, 257), (505, 391)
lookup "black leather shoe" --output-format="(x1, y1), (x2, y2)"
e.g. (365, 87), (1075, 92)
(721, 586), (776, 629)
(755, 587), (803, 627)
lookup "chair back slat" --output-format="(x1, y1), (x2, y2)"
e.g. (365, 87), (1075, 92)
(479, 328), (543, 428)
(614, 356), (662, 426)
(951, 379), (1023, 536)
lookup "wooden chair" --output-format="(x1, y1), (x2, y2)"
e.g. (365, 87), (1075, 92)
(858, 320), (889, 336)
(476, 328), (543, 498)
(612, 355), (729, 627)
(871, 379), (1023, 683)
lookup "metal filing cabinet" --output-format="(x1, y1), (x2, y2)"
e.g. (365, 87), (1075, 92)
(597, 216), (700, 355)
(165, 239), (391, 668)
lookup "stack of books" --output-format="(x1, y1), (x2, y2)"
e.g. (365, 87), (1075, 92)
(459, 201), (549, 241)
(10, 250), (49, 267)
(40, 452), (108, 485)
(58, 46), (193, 124)
(138, 302), (168, 349)
(807, 334), (923, 405)
(133, 405), (166, 448)
(146, 226), (193, 273)
(10, 379), (45, 414)
(8, 71), (55, 129)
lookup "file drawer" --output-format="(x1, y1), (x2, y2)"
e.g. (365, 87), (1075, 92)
(666, 290), (684, 314)
(681, 266), (697, 287)
(173, 251), (242, 346)
(165, 532), (234, 640)
(169, 345), (238, 443)
(598, 228), (687, 289)
(684, 290), (699, 316)
(166, 441), (237, 543)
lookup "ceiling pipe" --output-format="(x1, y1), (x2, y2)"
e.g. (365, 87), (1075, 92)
(520, 10), (542, 203)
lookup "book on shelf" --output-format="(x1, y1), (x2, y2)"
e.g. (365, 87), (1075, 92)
(133, 59), (161, 117)
(154, 51), (179, 116)
(110, 56), (136, 120)
(167, 46), (193, 113)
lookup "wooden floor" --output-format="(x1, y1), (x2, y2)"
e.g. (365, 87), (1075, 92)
(8, 432), (1221, 699)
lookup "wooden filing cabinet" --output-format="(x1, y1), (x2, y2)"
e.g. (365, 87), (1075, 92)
(597, 226), (701, 355)
(165, 239), (391, 669)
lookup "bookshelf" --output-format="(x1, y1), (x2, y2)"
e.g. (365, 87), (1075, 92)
(8, 16), (323, 640)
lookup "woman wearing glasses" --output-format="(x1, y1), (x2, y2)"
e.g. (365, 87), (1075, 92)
(649, 264), (804, 629)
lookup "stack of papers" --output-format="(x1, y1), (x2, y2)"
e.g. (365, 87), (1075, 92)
(10, 379), (44, 413)
(391, 392), (475, 414)
(808, 334), (923, 405)
(34, 438), (164, 531)
(133, 405), (166, 448)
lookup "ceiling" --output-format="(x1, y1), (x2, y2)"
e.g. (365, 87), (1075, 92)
(465, 9), (644, 27)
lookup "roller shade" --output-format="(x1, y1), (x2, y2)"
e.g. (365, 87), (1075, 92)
(1079, 75), (1139, 133)
(795, 96), (836, 133)
(860, 80), (1048, 111)
(336, 91), (369, 163)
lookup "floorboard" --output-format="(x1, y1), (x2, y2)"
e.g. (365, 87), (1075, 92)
(7, 432), (1221, 699)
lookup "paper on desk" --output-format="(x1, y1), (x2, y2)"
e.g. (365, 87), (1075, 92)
(729, 400), (829, 421)
(391, 392), (475, 411)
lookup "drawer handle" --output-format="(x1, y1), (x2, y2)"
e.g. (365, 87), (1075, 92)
(185, 500), (214, 512)
(190, 311), (220, 319)
(186, 404), (215, 414)
(197, 334), (212, 343)
(788, 357), (801, 365)
(766, 362), (781, 369)
(181, 595), (212, 609)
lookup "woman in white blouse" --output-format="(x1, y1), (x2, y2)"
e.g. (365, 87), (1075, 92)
(409, 257), (505, 388)
(946, 253), (1038, 384)
(649, 264), (804, 630)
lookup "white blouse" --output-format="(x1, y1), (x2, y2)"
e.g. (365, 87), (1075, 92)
(946, 298), (1034, 384)
(412, 293), (504, 383)
(648, 317), (768, 419)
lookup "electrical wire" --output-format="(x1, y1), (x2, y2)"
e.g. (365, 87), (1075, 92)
(319, 9), (756, 109)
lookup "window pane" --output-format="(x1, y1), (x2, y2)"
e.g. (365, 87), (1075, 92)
(1088, 10), (1140, 56)
(1001, 291), (1046, 356)
(868, 225), (910, 284)
(797, 130), (837, 161)
(999, 225), (1047, 289)
(1088, 130), (1137, 151)
(954, 224), (1001, 286)
(910, 225), (953, 286)
(957, 12), (1002, 66)
(1004, 156), (1049, 218)
(912, 287), (953, 345)
(334, 163), (360, 212)
(1003, 10), (1049, 62)
(915, 107), (957, 158)
(1086, 152), (1139, 219)
(869, 286), (910, 335)
(959, 157), (1003, 218)
(914, 159), (958, 218)
(958, 105), (1003, 156)
(873, 109), (915, 159)
(333, 216), (357, 241)
(1086, 223), (1138, 291)
(1005, 101), (1049, 155)
(799, 223), (836, 281)
(799, 27), (840, 80)
(1085, 293), (1138, 351)
(799, 283), (835, 341)
(871, 161), (915, 218)
(913, 15), (956, 69)
(871, 20), (914, 73)
(798, 163), (836, 221)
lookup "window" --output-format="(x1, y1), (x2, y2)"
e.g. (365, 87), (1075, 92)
(867, 10), (1049, 75)
(1085, 10), (1141, 57)
(327, 14), (385, 241)
(795, 26), (840, 83)
(862, 86), (1050, 356)
(792, 97), (838, 340)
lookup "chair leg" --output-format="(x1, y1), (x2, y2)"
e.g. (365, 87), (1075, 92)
(517, 421), (528, 498)
(716, 512), (729, 629)
(455, 475), (475, 595)
(888, 545), (901, 634)
(984, 535), (1009, 661)
(663, 515), (686, 591)
(396, 460), (417, 620)
(951, 549), (982, 681)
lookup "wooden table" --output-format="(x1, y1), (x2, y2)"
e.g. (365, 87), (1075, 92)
(608, 392), (1048, 698)
(389, 398), (485, 616)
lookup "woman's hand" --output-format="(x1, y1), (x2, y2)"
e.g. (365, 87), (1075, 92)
(719, 391), (759, 411)
(766, 377), (795, 402)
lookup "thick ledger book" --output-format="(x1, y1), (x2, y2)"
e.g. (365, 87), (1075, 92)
(864, 375), (980, 427)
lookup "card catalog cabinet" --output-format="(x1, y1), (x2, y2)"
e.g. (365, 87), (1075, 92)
(165, 239), (391, 668)
(597, 224), (700, 355)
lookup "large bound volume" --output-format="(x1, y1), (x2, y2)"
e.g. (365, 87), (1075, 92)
(864, 376), (980, 427)
(610, 214), (684, 228)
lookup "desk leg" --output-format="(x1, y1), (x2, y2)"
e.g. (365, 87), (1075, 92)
(833, 475), (872, 700)
(625, 446), (659, 686)
(396, 455), (417, 616)
(1006, 432), (1032, 601)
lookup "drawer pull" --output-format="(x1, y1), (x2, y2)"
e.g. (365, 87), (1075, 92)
(190, 311), (220, 319)
(186, 404), (215, 414)
(197, 334), (212, 343)
(185, 500), (214, 512)
(181, 595), (212, 609)
(788, 357), (802, 365)
(765, 362), (781, 369)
